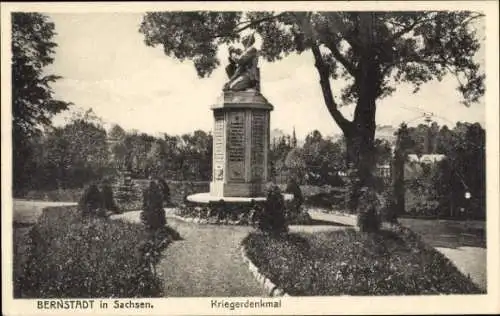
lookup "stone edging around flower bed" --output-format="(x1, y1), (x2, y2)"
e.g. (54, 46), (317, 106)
(239, 244), (289, 297)
(166, 213), (250, 225)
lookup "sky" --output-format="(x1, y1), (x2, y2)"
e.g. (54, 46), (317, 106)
(47, 12), (486, 139)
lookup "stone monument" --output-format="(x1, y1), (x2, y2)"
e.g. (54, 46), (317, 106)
(209, 89), (273, 197)
(187, 34), (291, 206)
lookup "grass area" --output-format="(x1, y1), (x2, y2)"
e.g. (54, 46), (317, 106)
(14, 206), (174, 298)
(399, 218), (486, 249)
(24, 188), (84, 202)
(242, 228), (483, 296)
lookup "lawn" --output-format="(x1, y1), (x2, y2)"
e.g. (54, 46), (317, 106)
(14, 206), (174, 298)
(399, 218), (485, 249)
(242, 228), (484, 296)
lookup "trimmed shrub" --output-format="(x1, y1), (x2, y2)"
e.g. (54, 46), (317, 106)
(286, 178), (304, 207)
(380, 191), (399, 223)
(258, 185), (288, 235)
(100, 183), (120, 214)
(78, 184), (103, 217)
(156, 178), (171, 206)
(284, 178), (312, 224)
(141, 181), (166, 230)
(356, 187), (382, 233)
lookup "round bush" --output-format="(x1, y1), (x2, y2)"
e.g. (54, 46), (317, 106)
(156, 178), (171, 206)
(141, 181), (166, 230)
(356, 187), (382, 233)
(258, 185), (288, 235)
(100, 183), (120, 213)
(78, 184), (103, 217)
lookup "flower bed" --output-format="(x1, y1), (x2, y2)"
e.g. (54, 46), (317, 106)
(242, 228), (483, 296)
(14, 206), (176, 298)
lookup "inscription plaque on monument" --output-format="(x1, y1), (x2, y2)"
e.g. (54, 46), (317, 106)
(251, 111), (266, 181)
(213, 112), (225, 180)
(227, 111), (246, 181)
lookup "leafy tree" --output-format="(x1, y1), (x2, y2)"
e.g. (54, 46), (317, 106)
(392, 123), (415, 216)
(23, 110), (109, 191)
(291, 127), (298, 148)
(302, 131), (344, 185)
(284, 148), (306, 182)
(125, 132), (156, 178)
(179, 130), (213, 180)
(445, 122), (485, 217)
(270, 135), (293, 181)
(43, 127), (71, 190)
(139, 11), (485, 229)
(435, 125), (454, 154)
(373, 138), (392, 166)
(12, 13), (71, 195)
(146, 140), (169, 178)
(108, 124), (128, 170)
(408, 124), (431, 156)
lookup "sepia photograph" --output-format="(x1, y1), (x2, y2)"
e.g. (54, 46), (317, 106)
(2, 1), (499, 315)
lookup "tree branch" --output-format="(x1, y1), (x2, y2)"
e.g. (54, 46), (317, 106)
(210, 13), (285, 39)
(296, 12), (353, 134)
(461, 13), (485, 27)
(386, 16), (436, 43)
(323, 41), (357, 76)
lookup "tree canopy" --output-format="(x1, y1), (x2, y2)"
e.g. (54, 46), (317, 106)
(12, 13), (71, 195)
(139, 11), (484, 134)
(12, 12), (71, 139)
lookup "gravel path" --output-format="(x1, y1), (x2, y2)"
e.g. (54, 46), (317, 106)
(399, 218), (486, 291)
(13, 199), (77, 225)
(157, 218), (266, 297)
(114, 211), (266, 297)
(435, 246), (486, 290)
(113, 210), (348, 297)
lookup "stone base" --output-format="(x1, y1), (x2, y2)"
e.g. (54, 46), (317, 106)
(177, 192), (294, 226)
(187, 192), (293, 204)
(210, 181), (267, 198)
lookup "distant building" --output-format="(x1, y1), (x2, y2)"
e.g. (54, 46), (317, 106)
(407, 154), (446, 164)
(376, 164), (391, 179)
(420, 154), (446, 164)
(404, 154), (447, 180)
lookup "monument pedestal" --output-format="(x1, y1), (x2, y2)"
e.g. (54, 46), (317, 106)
(182, 89), (295, 226)
(209, 90), (273, 198)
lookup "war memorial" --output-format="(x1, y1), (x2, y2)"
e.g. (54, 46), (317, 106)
(185, 34), (293, 223)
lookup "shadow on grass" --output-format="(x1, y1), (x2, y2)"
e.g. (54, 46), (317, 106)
(306, 219), (352, 227)
(164, 225), (183, 241)
(13, 222), (34, 229)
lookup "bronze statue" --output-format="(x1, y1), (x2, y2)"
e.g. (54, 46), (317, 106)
(223, 34), (260, 92)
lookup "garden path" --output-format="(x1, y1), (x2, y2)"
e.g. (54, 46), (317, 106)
(399, 218), (486, 291)
(13, 199), (77, 225)
(113, 209), (347, 297)
(114, 210), (267, 297)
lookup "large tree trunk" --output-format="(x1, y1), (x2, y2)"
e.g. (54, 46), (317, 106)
(346, 48), (381, 231)
(302, 12), (383, 232)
